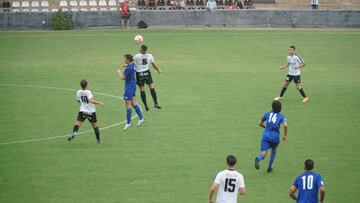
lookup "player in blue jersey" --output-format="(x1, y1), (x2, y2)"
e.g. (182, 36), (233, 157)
(289, 159), (326, 203)
(255, 100), (288, 172)
(117, 54), (145, 130)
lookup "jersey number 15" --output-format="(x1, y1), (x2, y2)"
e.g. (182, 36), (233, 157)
(224, 178), (236, 192)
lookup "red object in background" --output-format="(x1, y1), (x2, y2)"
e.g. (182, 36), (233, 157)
(226, 5), (238, 9)
(121, 2), (129, 16)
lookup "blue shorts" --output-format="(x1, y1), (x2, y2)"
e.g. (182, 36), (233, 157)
(124, 88), (136, 101)
(260, 139), (279, 151)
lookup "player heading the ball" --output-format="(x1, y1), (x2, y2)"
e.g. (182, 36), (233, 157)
(117, 54), (145, 130)
(134, 44), (162, 111)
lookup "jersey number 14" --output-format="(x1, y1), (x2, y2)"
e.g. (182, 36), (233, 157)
(268, 113), (277, 124)
(224, 178), (236, 192)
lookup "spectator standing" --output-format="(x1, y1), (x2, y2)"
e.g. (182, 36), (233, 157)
(121, 0), (130, 29)
(206, 0), (217, 10)
(311, 0), (319, 9)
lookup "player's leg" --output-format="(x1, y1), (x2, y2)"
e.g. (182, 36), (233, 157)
(267, 145), (278, 172)
(295, 77), (309, 102)
(89, 113), (101, 144)
(131, 98), (145, 126)
(146, 71), (161, 109)
(139, 85), (149, 111)
(255, 140), (270, 170)
(148, 83), (161, 109)
(275, 76), (291, 100)
(121, 18), (125, 29)
(137, 73), (149, 111)
(124, 100), (133, 130)
(68, 112), (85, 141)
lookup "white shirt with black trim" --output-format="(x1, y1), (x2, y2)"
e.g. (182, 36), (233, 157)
(134, 53), (155, 73)
(287, 54), (304, 76)
(214, 169), (245, 203)
(76, 89), (96, 113)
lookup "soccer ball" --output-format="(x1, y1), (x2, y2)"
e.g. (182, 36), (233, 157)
(134, 35), (144, 44)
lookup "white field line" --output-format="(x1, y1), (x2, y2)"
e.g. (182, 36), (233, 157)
(0, 84), (135, 146)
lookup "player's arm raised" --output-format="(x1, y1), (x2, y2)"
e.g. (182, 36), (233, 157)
(117, 69), (126, 80)
(208, 182), (219, 203)
(282, 120), (288, 141)
(288, 185), (298, 201)
(151, 62), (161, 74)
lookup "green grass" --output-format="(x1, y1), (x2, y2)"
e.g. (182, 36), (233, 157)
(0, 28), (359, 203)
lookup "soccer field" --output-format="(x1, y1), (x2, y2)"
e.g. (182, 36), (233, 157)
(0, 29), (359, 203)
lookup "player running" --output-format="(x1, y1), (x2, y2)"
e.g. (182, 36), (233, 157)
(68, 79), (104, 144)
(289, 159), (326, 203)
(117, 54), (145, 130)
(255, 100), (288, 172)
(274, 45), (309, 103)
(133, 45), (162, 111)
(208, 155), (246, 203)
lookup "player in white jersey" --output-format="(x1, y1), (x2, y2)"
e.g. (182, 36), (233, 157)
(275, 45), (309, 103)
(133, 45), (162, 111)
(208, 155), (246, 203)
(68, 80), (104, 144)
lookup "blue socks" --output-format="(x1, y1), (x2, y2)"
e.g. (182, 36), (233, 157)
(126, 108), (132, 124)
(126, 105), (144, 124)
(134, 104), (144, 120)
(268, 152), (276, 169)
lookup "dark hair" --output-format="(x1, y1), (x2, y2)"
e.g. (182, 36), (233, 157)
(290, 45), (296, 50)
(226, 155), (237, 167)
(124, 54), (134, 62)
(80, 79), (88, 89)
(272, 100), (282, 113)
(141, 44), (148, 52)
(305, 159), (314, 171)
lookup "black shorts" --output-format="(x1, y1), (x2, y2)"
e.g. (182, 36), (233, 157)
(285, 74), (301, 84)
(136, 70), (153, 86)
(77, 112), (97, 123)
(122, 15), (130, 20)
